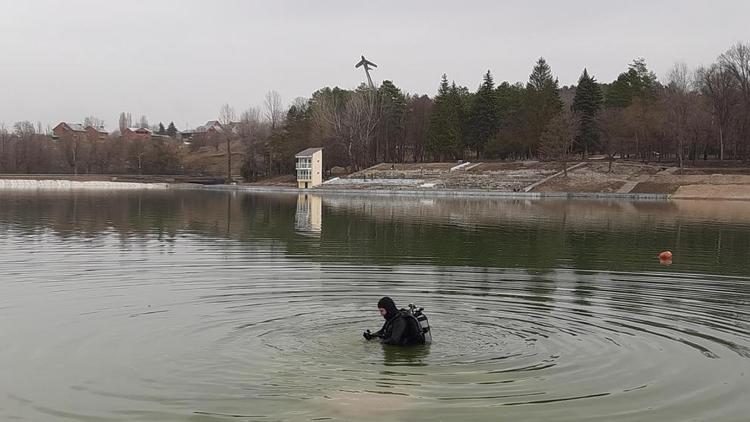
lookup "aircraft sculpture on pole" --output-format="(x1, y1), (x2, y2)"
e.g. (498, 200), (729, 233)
(355, 55), (377, 90)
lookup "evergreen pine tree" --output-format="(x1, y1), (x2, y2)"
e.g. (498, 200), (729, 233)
(489, 82), (527, 158)
(467, 70), (499, 158)
(426, 75), (468, 160)
(427, 74), (455, 160)
(446, 82), (468, 159)
(377, 80), (407, 162)
(166, 121), (178, 137)
(603, 73), (632, 108)
(604, 58), (659, 108)
(572, 69), (604, 157)
(525, 58), (563, 156)
(627, 58), (659, 101)
(157, 122), (166, 135)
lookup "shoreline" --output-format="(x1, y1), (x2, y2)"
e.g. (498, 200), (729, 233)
(177, 184), (673, 201)
(0, 179), (169, 190)
(4, 177), (750, 201)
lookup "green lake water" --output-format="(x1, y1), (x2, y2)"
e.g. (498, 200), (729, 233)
(1, 190), (749, 421)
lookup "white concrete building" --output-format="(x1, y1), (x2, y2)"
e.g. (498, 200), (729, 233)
(295, 147), (323, 189)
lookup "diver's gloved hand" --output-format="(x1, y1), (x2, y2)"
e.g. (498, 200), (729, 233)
(363, 330), (373, 340)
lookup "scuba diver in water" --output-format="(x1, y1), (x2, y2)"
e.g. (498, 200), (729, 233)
(363, 297), (431, 346)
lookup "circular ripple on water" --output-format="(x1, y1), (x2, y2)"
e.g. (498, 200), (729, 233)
(169, 263), (750, 421)
(2, 235), (750, 421)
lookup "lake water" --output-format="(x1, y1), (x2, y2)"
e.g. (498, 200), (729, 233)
(1, 190), (749, 421)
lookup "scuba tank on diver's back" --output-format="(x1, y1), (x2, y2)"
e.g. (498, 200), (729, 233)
(408, 303), (432, 344)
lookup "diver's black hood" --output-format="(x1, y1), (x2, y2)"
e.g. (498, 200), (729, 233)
(378, 296), (399, 320)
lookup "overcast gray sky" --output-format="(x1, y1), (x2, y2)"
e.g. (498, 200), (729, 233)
(1, 0), (748, 130)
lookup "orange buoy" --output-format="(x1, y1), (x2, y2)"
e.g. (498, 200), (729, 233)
(659, 251), (673, 261)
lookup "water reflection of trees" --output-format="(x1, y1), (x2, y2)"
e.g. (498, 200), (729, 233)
(1, 191), (750, 277)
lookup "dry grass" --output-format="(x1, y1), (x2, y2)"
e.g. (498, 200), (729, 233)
(534, 177), (626, 193)
(368, 162), (456, 171)
(181, 140), (246, 177)
(244, 175), (297, 186)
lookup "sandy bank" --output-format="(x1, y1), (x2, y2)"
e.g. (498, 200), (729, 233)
(672, 184), (750, 200)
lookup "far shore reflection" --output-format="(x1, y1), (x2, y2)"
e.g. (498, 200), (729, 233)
(1, 190), (749, 275)
(295, 194), (322, 235)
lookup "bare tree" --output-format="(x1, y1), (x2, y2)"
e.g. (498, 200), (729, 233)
(686, 95), (713, 162)
(664, 62), (696, 169)
(264, 90), (284, 131)
(698, 64), (737, 160)
(291, 96), (307, 111)
(311, 91), (345, 169)
(721, 43), (750, 104)
(241, 106), (261, 126)
(218, 103), (236, 182)
(0, 123), (9, 172)
(312, 89), (381, 170)
(620, 98), (653, 160)
(59, 135), (84, 175)
(259, 88), (289, 177)
(597, 108), (628, 172)
(13, 121), (36, 137)
(88, 136), (123, 173)
(79, 138), (98, 174)
(239, 106), (266, 143)
(344, 90), (380, 170)
(539, 111), (577, 176)
(141, 138), (183, 175)
(720, 43), (750, 158)
(138, 115), (149, 129)
(404, 95), (433, 162)
(313, 91), (348, 168)
(118, 112), (130, 133)
(238, 106), (268, 179)
(218, 103), (237, 127)
(125, 138), (147, 175)
(668, 63), (693, 93)
(83, 116), (104, 129)
(12, 121), (35, 173)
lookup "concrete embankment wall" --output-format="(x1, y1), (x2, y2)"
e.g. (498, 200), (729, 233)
(0, 179), (712, 201)
(0, 179), (169, 190)
(176, 184), (670, 201)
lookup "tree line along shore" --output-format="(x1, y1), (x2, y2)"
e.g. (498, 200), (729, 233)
(1, 42), (749, 184)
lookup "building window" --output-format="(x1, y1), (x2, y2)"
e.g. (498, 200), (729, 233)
(297, 169), (311, 180)
(296, 157), (314, 181)
(296, 158), (312, 170)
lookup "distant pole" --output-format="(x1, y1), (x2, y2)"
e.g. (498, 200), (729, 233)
(227, 136), (231, 183)
(364, 66), (374, 89)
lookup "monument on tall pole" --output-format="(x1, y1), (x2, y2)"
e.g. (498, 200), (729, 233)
(355, 55), (377, 90)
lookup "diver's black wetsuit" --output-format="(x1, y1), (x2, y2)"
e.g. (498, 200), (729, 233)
(366, 297), (424, 346)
